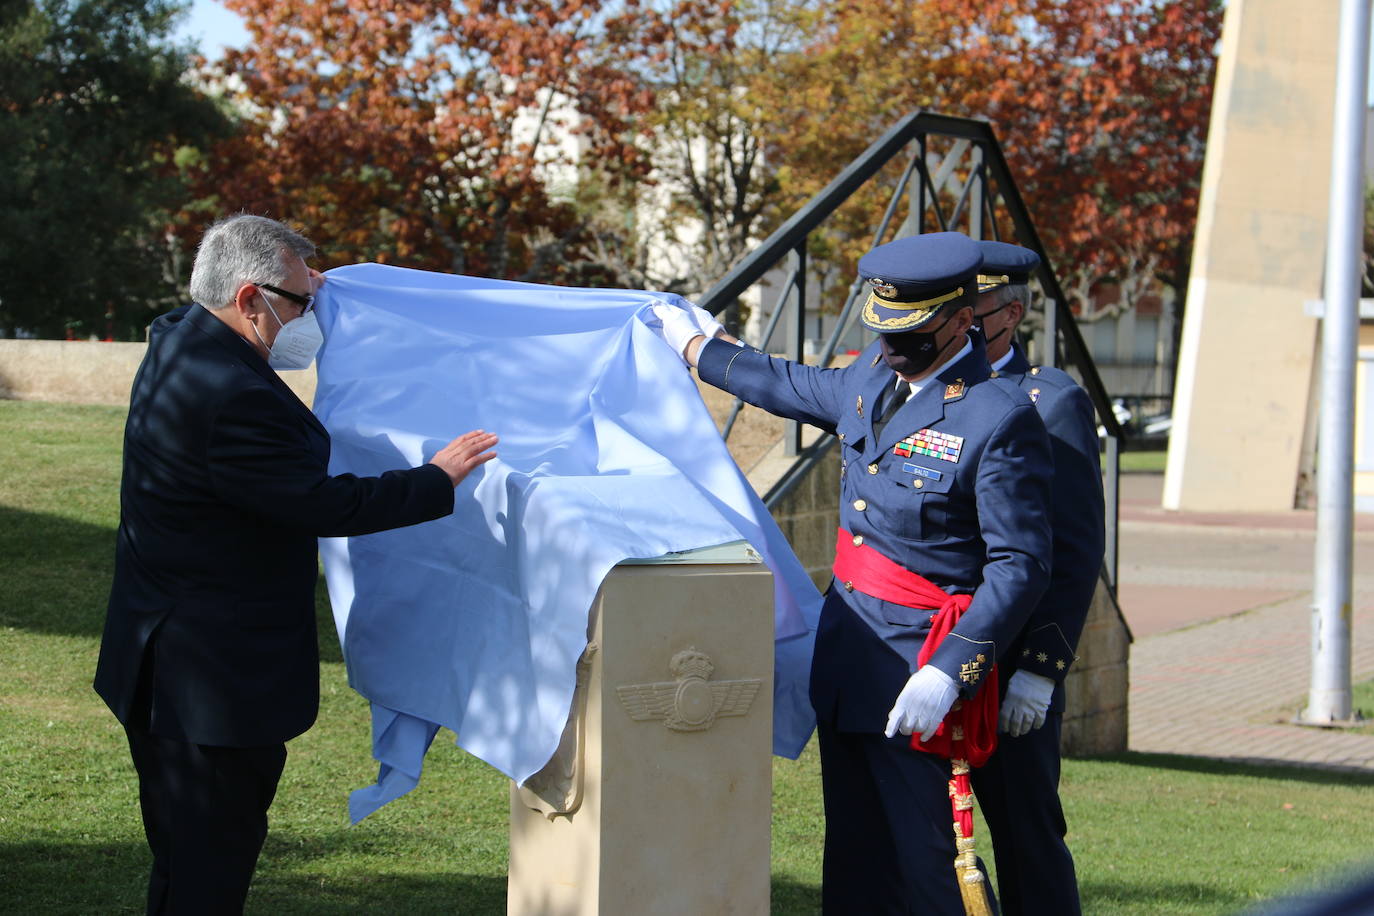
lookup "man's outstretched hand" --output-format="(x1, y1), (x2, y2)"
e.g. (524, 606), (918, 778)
(429, 430), (499, 487)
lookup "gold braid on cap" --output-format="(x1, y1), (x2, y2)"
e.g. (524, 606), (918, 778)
(861, 286), (964, 332)
(976, 274), (1010, 292)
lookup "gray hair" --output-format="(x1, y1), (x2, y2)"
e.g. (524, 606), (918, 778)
(992, 282), (1030, 311)
(188, 215), (315, 310)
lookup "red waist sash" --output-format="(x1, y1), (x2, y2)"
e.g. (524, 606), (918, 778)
(832, 528), (998, 770)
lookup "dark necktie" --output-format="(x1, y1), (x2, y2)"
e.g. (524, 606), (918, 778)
(872, 382), (911, 442)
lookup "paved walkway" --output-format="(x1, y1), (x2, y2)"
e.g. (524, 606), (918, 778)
(1119, 473), (1374, 771)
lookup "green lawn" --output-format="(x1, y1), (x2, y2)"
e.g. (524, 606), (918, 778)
(4, 400), (1374, 914)
(1119, 450), (1167, 473)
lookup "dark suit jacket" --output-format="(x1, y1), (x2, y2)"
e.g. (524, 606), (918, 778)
(95, 304), (455, 747)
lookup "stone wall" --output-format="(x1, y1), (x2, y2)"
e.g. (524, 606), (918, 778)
(0, 339), (318, 406)
(0, 340), (147, 406)
(1061, 580), (1131, 755)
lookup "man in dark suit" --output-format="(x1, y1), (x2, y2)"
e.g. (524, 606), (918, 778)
(652, 232), (1054, 914)
(95, 214), (499, 914)
(969, 240), (1105, 916)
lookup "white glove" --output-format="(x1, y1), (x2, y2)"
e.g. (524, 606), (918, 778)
(999, 670), (1055, 737)
(648, 303), (705, 362)
(885, 665), (959, 742)
(688, 304), (725, 339)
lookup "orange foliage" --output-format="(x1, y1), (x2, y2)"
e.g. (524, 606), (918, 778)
(181, 0), (666, 282)
(759, 0), (1222, 310)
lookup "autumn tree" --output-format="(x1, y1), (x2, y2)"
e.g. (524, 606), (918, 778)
(0, 0), (229, 338)
(626, 0), (818, 298)
(748, 1), (952, 298)
(746, 0), (1221, 321)
(932, 0), (1221, 318)
(184, 0), (667, 286)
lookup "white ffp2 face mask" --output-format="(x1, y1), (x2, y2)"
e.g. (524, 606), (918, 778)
(252, 295), (323, 370)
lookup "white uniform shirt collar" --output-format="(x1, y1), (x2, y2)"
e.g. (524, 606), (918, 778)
(990, 347), (1015, 372)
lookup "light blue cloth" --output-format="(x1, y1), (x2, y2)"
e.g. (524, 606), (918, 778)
(310, 264), (822, 822)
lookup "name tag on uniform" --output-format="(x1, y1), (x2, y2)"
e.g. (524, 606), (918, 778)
(902, 463), (942, 481)
(894, 428), (963, 463)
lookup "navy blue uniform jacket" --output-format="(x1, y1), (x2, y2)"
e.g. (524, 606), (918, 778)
(994, 344), (1105, 702)
(697, 334), (1054, 732)
(95, 304), (455, 747)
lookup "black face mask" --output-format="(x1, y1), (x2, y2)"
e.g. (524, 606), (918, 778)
(976, 324), (1010, 348)
(880, 314), (956, 377)
(972, 301), (1013, 348)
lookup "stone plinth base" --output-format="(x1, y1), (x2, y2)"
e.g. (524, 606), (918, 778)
(508, 546), (775, 916)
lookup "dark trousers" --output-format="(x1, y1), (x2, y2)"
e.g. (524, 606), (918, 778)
(125, 727), (287, 915)
(971, 711), (1081, 916)
(817, 721), (973, 916)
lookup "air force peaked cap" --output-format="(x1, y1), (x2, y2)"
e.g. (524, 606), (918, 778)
(857, 232), (982, 333)
(976, 241), (1040, 292)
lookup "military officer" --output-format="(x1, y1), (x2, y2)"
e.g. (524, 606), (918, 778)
(652, 231), (1054, 915)
(968, 240), (1106, 916)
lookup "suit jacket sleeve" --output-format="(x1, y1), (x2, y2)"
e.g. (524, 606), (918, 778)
(927, 401), (1054, 696)
(1017, 384), (1105, 682)
(695, 338), (847, 432)
(206, 387), (454, 537)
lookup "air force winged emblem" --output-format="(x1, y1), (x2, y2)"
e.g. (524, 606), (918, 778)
(615, 648), (762, 732)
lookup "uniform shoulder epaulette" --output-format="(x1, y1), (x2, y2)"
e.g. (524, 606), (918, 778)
(975, 373), (1041, 409)
(1024, 365), (1079, 390)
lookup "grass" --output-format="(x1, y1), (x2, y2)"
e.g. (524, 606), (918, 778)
(1354, 678), (1374, 733)
(1276, 677), (1374, 736)
(4, 400), (1374, 914)
(1118, 449), (1167, 473)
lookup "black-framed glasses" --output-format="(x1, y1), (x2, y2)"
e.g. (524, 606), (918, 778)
(255, 282), (315, 314)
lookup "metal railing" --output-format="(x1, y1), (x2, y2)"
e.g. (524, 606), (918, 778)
(698, 111), (1124, 593)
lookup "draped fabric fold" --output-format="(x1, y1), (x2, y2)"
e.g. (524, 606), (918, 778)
(310, 264), (823, 820)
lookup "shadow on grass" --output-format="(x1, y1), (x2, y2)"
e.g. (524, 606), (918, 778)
(0, 836), (510, 915)
(0, 505), (114, 638)
(0, 835), (822, 915)
(771, 878), (822, 914)
(257, 873), (823, 915)
(1080, 877), (1249, 910)
(248, 871), (508, 914)
(1079, 751), (1374, 786)
(0, 503), (345, 665)
(0, 839), (149, 914)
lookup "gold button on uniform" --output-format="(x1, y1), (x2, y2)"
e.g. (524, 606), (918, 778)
(852, 535), (864, 547)
(989, 370), (999, 378)
(843, 581), (855, 592)
(853, 499), (867, 511)
(867, 464), (879, 475)
(1030, 366), (1041, 375)
(914, 480), (924, 489)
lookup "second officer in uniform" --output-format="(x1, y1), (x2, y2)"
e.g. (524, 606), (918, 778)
(969, 240), (1105, 916)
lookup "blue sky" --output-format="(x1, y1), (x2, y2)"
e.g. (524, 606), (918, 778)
(173, 0), (249, 59)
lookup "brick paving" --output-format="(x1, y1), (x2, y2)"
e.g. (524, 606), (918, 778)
(1120, 474), (1374, 771)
